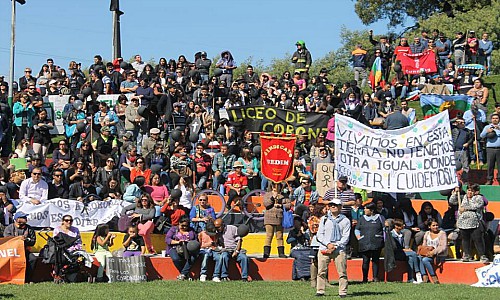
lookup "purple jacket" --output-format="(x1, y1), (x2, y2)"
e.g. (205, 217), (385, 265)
(165, 225), (196, 252)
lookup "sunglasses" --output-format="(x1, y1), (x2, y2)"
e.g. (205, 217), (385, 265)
(199, 198), (207, 201)
(141, 199), (149, 201)
(63, 219), (73, 222)
(53, 174), (63, 177)
(32, 173), (41, 176)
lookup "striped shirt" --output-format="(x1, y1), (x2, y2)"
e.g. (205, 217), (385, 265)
(323, 187), (355, 217)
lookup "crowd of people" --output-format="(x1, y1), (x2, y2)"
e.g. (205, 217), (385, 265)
(0, 33), (498, 294)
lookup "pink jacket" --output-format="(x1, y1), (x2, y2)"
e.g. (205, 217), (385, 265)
(326, 116), (335, 142)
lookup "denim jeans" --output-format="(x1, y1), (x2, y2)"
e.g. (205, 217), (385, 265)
(169, 248), (196, 276)
(220, 251), (249, 279)
(418, 256), (444, 276)
(404, 250), (420, 281)
(200, 249), (226, 278)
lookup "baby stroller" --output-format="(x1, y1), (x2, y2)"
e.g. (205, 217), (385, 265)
(40, 232), (93, 283)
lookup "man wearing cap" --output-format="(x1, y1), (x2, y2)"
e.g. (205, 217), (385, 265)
(315, 198), (350, 297)
(224, 161), (248, 209)
(120, 71), (139, 94)
(195, 52), (212, 84)
(92, 126), (118, 167)
(216, 51), (237, 88)
(4, 212), (37, 282)
(19, 68), (37, 91)
(48, 168), (69, 199)
(323, 176), (355, 219)
(142, 128), (161, 158)
(125, 97), (145, 148)
(292, 41), (312, 81)
(453, 32), (467, 66)
(19, 167), (48, 205)
(463, 104), (486, 165)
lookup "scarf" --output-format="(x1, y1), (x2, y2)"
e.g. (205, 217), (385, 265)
(327, 212), (346, 243)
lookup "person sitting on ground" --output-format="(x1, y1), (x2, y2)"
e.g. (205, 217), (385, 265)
(122, 225), (146, 257)
(68, 176), (98, 202)
(3, 212), (37, 283)
(417, 218), (447, 284)
(165, 215), (197, 281)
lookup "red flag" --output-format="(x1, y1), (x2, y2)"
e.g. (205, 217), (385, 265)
(400, 51), (438, 75)
(260, 134), (296, 183)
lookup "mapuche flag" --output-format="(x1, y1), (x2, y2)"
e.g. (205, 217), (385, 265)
(369, 57), (385, 90)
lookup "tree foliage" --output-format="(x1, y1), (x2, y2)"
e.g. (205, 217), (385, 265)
(354, 0), (492, 27)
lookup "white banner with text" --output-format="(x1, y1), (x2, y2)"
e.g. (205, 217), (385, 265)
(15, 198), (126, 231)
(334, 111), (458, 193)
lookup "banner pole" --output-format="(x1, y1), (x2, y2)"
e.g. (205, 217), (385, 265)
(473, 117), (480, 170)
(333, 164), (338, 199)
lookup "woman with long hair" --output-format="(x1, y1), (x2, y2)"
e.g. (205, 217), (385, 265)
(165, 215), (197, 280)
(417, 219), (448, 284)
(32, 108), (54, 158)
(91, 224), (115, 282)
(122, 193), (156, 254)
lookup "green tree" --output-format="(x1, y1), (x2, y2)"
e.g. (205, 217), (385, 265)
(354, 0), (492, 27)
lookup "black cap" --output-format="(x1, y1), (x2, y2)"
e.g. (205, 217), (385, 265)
(338, 176), (348, 182)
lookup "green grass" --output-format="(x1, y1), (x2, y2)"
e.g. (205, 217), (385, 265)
(0, 281), (492, 300)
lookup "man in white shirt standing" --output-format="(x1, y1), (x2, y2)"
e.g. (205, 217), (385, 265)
(131, 54), (145, 77)
(19, 167), (48, 205)
(315, 198), (351, 298)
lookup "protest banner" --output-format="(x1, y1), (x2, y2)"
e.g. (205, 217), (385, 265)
(106, 256), (147, 283)
(334, 111), (458, 193)
(316, 163), (335, 197)
(16, 199), (126, 231)
(472, 254), (500, 287)
(47, 94), (134, 135)
(260, 134), (296, 183)
(399, 51), (438, 75)
(0, 236), (26, 285)
(221, 106), (329, 140)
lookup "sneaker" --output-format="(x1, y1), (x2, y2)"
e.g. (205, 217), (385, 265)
(199, 274), (207, 282)
(221, 277), (230, 282)
(212, 277), (221, 282)
(315, 293), (325, 297)
(462, 256), (471, 262)
(412, 280), (421, 284)
(415, 273), (423, 284)
(480, 255), (490, 264)
(176, 274), (186, 281)
(242, 278), (249, 282)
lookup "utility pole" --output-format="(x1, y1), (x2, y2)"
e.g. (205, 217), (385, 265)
(8, 0), (25, 108)
(110, 0), (123, 60)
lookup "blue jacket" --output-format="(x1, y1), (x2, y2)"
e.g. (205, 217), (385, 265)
(479, 40), (493, 56)
(13, 102), (35, 127)
(291, 186), (319, 205)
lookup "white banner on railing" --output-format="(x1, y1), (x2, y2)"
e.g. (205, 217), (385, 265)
(15, 198), (126, 231)
(334, 111), (458, 193)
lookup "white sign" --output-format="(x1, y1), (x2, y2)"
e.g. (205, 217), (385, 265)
(47, 95), (70, 134)
(473, 255), (500, 287)
(16, 198), (126, 231)
(334, 111), (458, 193)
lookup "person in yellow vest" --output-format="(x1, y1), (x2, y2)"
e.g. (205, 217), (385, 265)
(292, 40), (312, 82)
